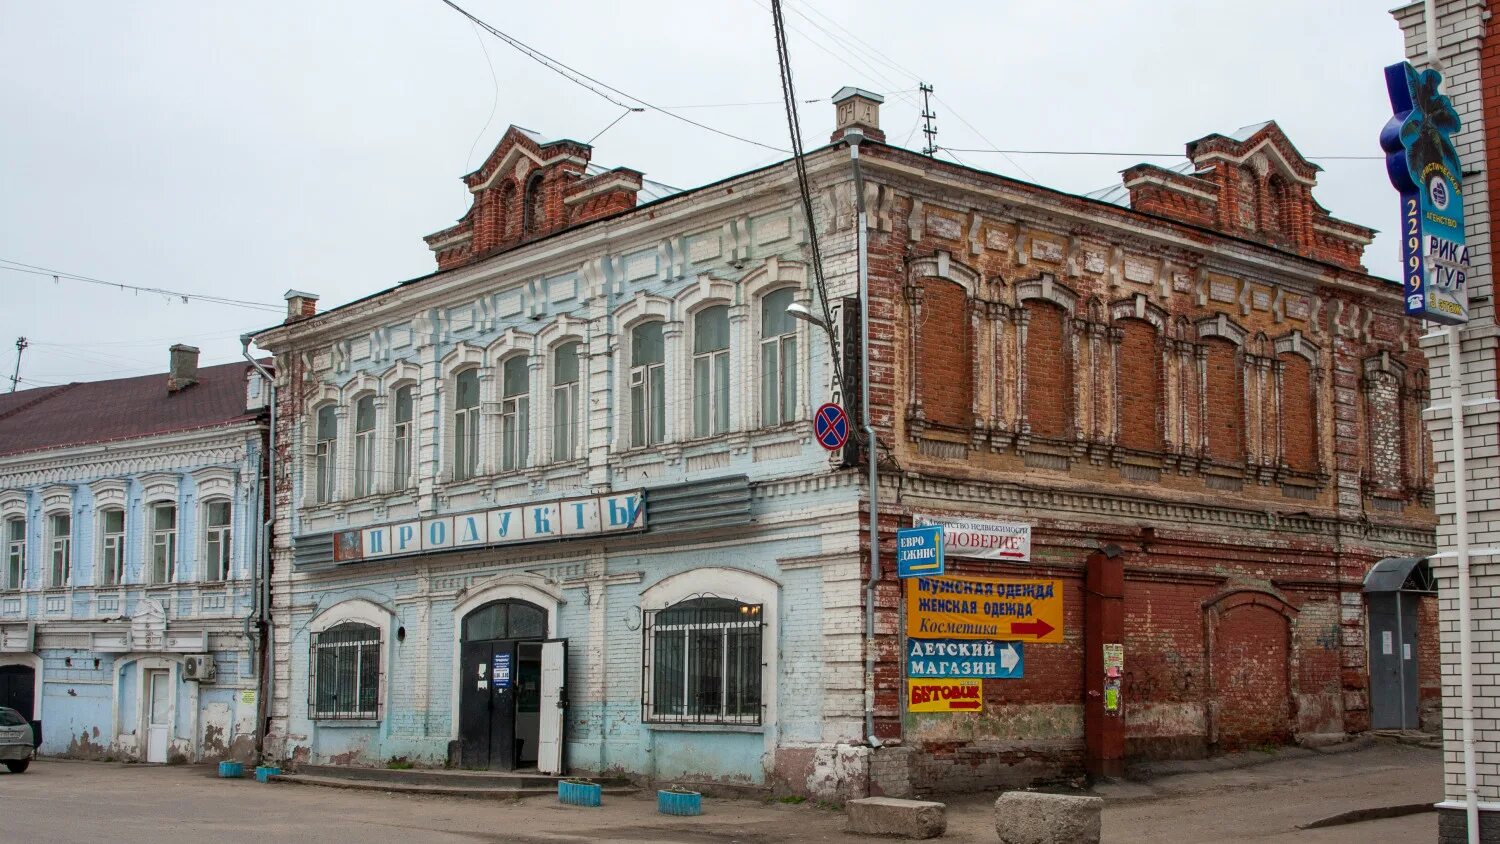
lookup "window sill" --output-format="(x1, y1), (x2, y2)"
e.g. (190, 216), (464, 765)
(313, 718), (381, 729)
(644, 722), (764, 734)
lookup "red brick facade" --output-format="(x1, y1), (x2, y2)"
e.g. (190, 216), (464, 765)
(423, 126), (648, 271)
(856, 121), (1434, 791)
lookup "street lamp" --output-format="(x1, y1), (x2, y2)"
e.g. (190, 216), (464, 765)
(785, 301), (830, 332)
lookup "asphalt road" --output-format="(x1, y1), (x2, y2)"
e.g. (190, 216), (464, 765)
(0, 742), (1440, 843)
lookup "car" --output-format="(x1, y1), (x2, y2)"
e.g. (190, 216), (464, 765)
(0, 706), (35, 773)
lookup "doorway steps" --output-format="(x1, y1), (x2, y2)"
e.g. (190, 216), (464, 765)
(270, 765), (636, 799)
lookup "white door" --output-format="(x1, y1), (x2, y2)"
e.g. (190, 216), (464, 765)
(536, 641), (566, 775)
(146, 669), (171, 763)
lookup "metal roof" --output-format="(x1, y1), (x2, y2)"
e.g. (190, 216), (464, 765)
(1363, 556), (1431, 593)
(1082, 160), (1201, 208)
(584, 162), (680, 203)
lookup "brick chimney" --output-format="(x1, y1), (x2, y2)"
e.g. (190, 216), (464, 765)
(284, 289), (319, 323)
(830, 86), (885, 143)
(168, 344), (199, 393)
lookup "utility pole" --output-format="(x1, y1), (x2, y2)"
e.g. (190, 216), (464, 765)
(919, 82), (938, 157)
(8, 337), (26, 393)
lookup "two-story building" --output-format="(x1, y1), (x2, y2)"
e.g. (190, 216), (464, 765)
(251, 126), (866, 792)
(0, 346), (270, 763)
(251, 91), (1434, 797)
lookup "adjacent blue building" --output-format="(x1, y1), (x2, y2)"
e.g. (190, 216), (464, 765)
(0, 347), (269, 762)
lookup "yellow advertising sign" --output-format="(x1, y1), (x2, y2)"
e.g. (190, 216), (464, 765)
(905, 575), (1063, 643)
(907, 678), (983, 712)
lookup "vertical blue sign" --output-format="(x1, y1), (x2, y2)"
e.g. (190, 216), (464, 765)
(1381, 61), (1469, 324)
(896, 525), (944, 578)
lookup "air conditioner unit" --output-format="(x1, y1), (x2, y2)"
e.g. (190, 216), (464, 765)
(182, 654), (217, 683)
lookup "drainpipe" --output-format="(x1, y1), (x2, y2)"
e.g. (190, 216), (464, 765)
(241, 336), (276, 759)
(845, 131), (880, 746)
(1417, 2), (1476, 839)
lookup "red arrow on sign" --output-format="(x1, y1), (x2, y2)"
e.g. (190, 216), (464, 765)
(1010, 618), (1055, 639)
(948, 701), (981, 710)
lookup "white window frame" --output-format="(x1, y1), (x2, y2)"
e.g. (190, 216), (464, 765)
(202, 499), (232, 582)
(759, 288), (799, 427)
(692, 306), (731, 438)
(500, 356), (530, 472)
(644, 598), (763, 725)
(352, 395), (377, 498)
(98, 507), (125, 587)
(631, 322), (666, 447)
(5, 517), (25, 591)
(314, 404), (338, 504)
(47, 512), (71, 589)
(392, 384), (414, 490)
(551, 342), (582, 462)
(150, 503), (177, 584)
(453, 368), (481, 481)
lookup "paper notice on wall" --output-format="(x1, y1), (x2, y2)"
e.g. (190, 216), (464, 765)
(1403, 643), (1412, 660)
(240, 690), (256, 706)
(1382, 630), (1394, 655)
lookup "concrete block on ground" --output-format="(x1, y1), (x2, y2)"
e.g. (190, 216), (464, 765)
(846, 796), (947, 839)
(994, 791), (1102, 844)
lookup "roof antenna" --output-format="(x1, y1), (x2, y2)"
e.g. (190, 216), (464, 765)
(919, 82), (937, 157)
(9, 337), (28, 393)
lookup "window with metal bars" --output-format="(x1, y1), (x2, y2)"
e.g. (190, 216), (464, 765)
(310, 622), (381, 720)
(642, 597), (763, 725)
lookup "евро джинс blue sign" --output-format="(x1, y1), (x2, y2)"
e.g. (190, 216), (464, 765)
(1380, 61), (1469, 325)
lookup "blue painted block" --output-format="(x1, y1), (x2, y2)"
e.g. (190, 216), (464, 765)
(255, 765), (281, 783)
(657, 790), (702, 816)
(218, 761), (244, 778)
(558, 780), (602, 807)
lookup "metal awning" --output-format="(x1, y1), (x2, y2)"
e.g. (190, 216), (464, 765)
(1363, 556), (1434, 593)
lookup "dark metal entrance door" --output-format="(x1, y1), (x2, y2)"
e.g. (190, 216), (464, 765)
(0, 664), (38, 746)
(458, 639), (518, 770)
(1368, 592), (1420, 729)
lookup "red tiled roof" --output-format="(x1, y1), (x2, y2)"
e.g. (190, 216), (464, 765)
(0, 360), (267, 458)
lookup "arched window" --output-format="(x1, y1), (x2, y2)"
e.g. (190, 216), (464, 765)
(646, 597), (763, 724)
(552, 342), (582, 462)
(463, 599), (547, 642)
(202, 499), (231, 581)
(501, 356), (530, 471)
(150, 503), (177, 584)
(1023, 300), (1072, 439)
(918, 279), (972, 429)
(454, 368), (481, 481)
(47, 512), (71, 588)
(1204, 338), (1244, 462)
(760, 289), (798, 426)
(1279, 354), (1317, 473)
(314, 404), (337, 504)
(523, 174), (544, 237)
(98, 507), (124, 587)
(392, 385), (414, 489)
(311, 621), (381, 720)
(4, 518), (24, 591)
(631, 322), (666, 447)
(353, 395), (376, 497)
(498, 182), (517, 242)
(693, 305), (731, 437)
(1237, 169), (1258, 232)
(1117, 319), (1162, 452)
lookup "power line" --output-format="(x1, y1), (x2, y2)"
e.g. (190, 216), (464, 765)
(435, 0), (790, 154)
(768, 0), (844, 401)
(936, 147), (1384, 161)
(0, 258), (282, 314)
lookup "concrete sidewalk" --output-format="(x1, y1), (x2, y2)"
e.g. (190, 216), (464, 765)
(0, 742), (1440, 843)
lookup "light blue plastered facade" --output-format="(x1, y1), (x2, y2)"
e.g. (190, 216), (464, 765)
(259, 160), (874, 793)
(0, 420), (267, 763)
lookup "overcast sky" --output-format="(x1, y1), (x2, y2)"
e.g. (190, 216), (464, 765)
(0, 1), (1406, 388)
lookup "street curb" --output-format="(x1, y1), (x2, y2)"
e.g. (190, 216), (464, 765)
(1296, 802), (1436, 829)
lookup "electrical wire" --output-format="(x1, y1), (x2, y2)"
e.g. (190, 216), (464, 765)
(937, 147), (1384, 161)
(768, 0), (844, 400)
(435, 0), (790, 154)
(0, 258), (282, 314)
(462, 19), (503, 173)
